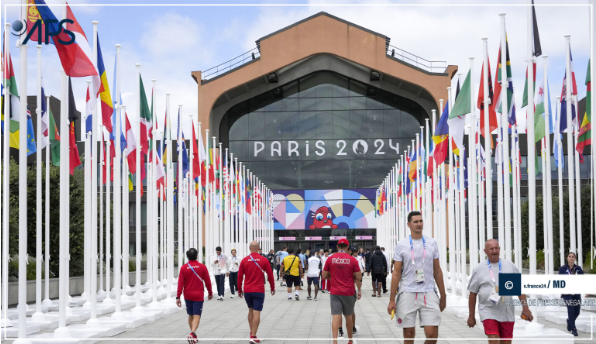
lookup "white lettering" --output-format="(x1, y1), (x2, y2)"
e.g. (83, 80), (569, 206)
(271, 141), (281, 157)
(389, 139), (399, 154)
(374, 139), (385, 155)
(332, 258), (352, 265)
(254, 141), (264, 157)
(288, 141), (299, 157)
(305, 141), (309, 156)
(336, 140), (347, 155)
(315, 140), (325, 156)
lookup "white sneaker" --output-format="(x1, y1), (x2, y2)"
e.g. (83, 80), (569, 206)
(287, 297), (292, 301)
(231, 295), (235, 299)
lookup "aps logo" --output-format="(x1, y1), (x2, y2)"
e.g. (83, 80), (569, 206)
(11, 18), (75, 45)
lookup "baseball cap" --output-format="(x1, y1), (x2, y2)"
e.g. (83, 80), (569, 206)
(338, 238), (350, 246)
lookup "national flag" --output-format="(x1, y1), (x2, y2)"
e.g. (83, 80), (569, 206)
(522, 62), (537, 108)
(2, 45), (24, 151)
(25, 106), (37, 155)
(34, 1), (101, 108)
(477, 54), (498, 143)
(553, 100), (564, 169)
(125, 114), (138, 175)
(96, 36), (113, 133)
(40, 78), (49, 149)
(432, 100), (449, 165)
(181, 134), (189, 178)
(139, 75), (151, 155)
(534, 77), (546, 143)
(559, 49), (579, 133)
(494, 37), (517, 125)
(25, 0), (49, 44)
(522, 0), (543, 108)
(48, 106), (60, 166)
(576, 59), (591, 158)
(450, 70), (472, 119)
(191, 121), (201, 180)
(84, 85), (92, 141)
(69, 121), (80, 175)
(408, 149), (417, 182)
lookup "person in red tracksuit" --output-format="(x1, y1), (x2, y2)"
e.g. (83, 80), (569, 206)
(238, 241), (276, 344)
(176, 248), (213, 344)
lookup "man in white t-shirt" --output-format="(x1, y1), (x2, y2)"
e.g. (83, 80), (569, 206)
(387, 211), (446, 344)
(320, 249), (330, 293)
(306, 252), (321, 301)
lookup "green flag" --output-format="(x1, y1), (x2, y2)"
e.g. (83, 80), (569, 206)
(48, 107), (61, 166)
(449, 70), (471, 119)
(533, 78), (546, 143)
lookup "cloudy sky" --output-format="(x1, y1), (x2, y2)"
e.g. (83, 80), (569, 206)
(2, 0), (593, 140)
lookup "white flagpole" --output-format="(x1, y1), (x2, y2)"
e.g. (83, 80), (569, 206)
(564, 36), (577, 258)
(468, 57), (478, 272)
(198, 123), (203, 262)
(205, 129), (211, 270)
(55, 10), (71, 335)
(1, 23), (13, 330)
(543, 56), (554, 274)
(82, 82), (91, 308)
(122, 107), (130, 297)
(165, 94), (175, 299)
(446, 88), (456, 299)
(219, 142), (224, 249)
(99, 127), (105, 299)
(15, 6), (29, 337)
(149, 80), (159, 307)
(178, 106), (184, 275)
(32, 44), (45, 322)
(511, 125), (520, 270)
(555, 96), (565, 266)
(112, 43), (123, 318)
(43, 94), (52, 307)
(482, 38), (493, 241)
(574, 95), (583, 267)
(459, 148), (466, 298)
(104, 137), (112, 304)
(499, 13), (512, 262)
(133, 63), (143, 314)
(189, 116), (194, 252)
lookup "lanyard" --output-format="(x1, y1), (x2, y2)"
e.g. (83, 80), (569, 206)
(566, 265), (575, 275)
(188, 264), (204, 283)
(409, 236), (426, 265)
(487, 259), (502, 285)
(249, 254), (265, 273)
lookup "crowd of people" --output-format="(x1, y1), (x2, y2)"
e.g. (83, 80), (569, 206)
(175, 210), (595, 344)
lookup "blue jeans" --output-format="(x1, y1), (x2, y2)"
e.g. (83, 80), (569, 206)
(215, 274), (225, 296)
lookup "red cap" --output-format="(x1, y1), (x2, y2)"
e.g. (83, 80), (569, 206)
(338, 238), (350, 246)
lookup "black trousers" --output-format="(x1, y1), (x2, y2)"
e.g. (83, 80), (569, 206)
(215, 274), (225, 296)
(563, 295), (581, 330)
(228, 272), (238, 295)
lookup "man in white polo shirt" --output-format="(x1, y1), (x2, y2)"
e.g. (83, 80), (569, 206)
(387, 211), (446, 344)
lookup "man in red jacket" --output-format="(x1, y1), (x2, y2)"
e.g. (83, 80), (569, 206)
(176, 248), (213, 344)
(238, 241), (276, 344)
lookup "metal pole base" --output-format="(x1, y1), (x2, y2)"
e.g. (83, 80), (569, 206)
(131, 306), (145, 315)
(111, 311), (126, 320)
(53, 326), (71, 338)
(31, 311), (46, 322)
(86, 318), (102, 328)
(0, 317), (14, 327)
(41, 299), (53, 307)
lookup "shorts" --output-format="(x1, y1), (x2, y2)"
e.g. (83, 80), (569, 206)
(185, 299), (204, 316)
(285, 275), (301, 288)
(244, 292), (265, 311)
(395, 291), (441, 328)
(372, 273), (386, 283)
(330, 293), (357, 316)
(482, 319), (514, 339)
(307, 276), (320, 286)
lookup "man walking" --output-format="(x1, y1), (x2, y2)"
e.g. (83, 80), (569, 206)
(380, 247), (389, 293)
(238, 241), (275, 344)
(229, 249), (240, 298)
(280, 248), (303, 301)
(278, 247), (289, 287)
(322, 238), (362, 344)
(320, 249), (330, 293)
(367, 246), (388, 298)
(211, 246), (229, 300)
(467, 239), (533, 344)
(387, 211), (446, 344)
(176, 248), (213, 344)
(306, 252), (321, 301)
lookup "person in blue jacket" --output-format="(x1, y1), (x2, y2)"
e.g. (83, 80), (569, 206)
(558, 252), (584, 337)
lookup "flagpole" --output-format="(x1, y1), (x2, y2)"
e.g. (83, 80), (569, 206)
(99, 126), (105, 300)
(573, 95), (583, 267)
(178, 105), (184, 273)
(32, 44), (45, 322)
(133, 63), (143, 314)
(468, 57), (478, 272)
(482, 38), (493, 241)
(219, 142), (223, 250)
(564, 35), (577, 260)
(511, 124), (520, 270)
(543, 55), (554, 274)
(150, 79), (159, 307)
(105, 138), (112, 304)
(165, 94), (175, 301)
(205, 129), (211, 270)
(198, 122), (203, 261)
(83, 127), (91, 307)
(43, 93), (52, 308)
(112, 44), (123, 318)
(122, 107), (131, 298)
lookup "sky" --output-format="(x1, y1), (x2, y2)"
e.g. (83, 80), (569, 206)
(1, 0), (593, 142)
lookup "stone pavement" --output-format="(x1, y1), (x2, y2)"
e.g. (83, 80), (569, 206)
(90, 274), (593, 344)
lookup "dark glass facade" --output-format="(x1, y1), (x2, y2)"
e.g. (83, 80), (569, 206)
(221, 71), (429, 190)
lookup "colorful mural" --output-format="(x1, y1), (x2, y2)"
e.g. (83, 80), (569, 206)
(272, 189), (376, 230)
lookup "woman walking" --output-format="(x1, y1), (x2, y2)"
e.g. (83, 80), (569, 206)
(558, 252), (584, 336)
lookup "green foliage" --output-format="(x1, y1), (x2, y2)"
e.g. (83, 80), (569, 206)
(521, 185), (593, 269)
(7, 256), (39, 281)
(2, 158), (85, 277)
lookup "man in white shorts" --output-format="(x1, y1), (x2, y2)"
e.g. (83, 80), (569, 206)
(387, 211), (446, 344)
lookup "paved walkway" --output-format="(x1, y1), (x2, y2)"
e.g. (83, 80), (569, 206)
(91, 275), (593, 344)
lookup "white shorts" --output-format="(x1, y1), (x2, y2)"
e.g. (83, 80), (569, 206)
(395, 291), (441, 328)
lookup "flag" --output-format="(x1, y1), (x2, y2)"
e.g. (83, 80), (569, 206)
(85, 85), (92, 141)
(576, 59), (591, 157)
(534, 77), (546, 143)
(181, 134), (189, 177)
(40, 78), (49, 149)
(477, 54), (498, 142)
(48, 106), (61, 166)
(109, 56), (126, 154)
(559, 50), (579, 133)
(34, 1), (101, 108)
(125, 114), (137, 175)
(25, 0), (49, 44)
(522, 0), (542, 106)
(432, 100), (449, 165)
(69, 121), (80, 175)
(553, 101), (564, 169)
(522, 62), (537, 108)
(139, 75), (151, 155)
(192, 121), (201, 180)
(494, 38), (517, 125)
(450, 70), (471, 119)
(408, 149), (417, 182)
(25, 106), (37, 155)
(2, 45), (24, 152)
(96, 36), (113, 133)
